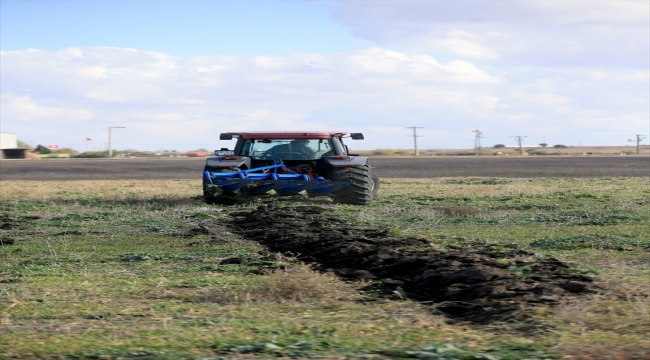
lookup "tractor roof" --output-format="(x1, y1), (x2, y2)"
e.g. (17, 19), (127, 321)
(226, 132), (347, 140)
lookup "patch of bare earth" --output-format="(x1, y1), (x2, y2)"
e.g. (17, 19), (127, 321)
(192, 205), (602, 324)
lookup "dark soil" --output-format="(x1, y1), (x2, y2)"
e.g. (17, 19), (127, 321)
(224, 205), (600, 324)
(0, 215), (42, 244)
(0, 216), (28, 230)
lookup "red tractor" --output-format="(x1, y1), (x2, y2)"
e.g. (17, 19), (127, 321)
(203, 132), (379, 205)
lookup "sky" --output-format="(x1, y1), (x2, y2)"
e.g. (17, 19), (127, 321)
(1, 0), (648, 152)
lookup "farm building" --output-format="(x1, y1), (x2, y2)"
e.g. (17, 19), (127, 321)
(0, 132), (28, 159)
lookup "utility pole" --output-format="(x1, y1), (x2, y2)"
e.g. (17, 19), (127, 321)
(510, 135), (527, 155)
(628, 135), (646, 154)
(405, 127), (424, 157)
(108, 126), (126, 158)
(472, 130), (483, 155)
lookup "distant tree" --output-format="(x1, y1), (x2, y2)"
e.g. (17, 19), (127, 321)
(539, 143), (548, 147)
(194, 148), (209, 152)
(130, 151), (154, 157)
(17, 140), (31, 149)
(53, 148), (78, 155)
(34, 145), (52, 154)
(74, 151), (107, 158)
(493, 144), (506, 148)
(553, 144), (568, 148)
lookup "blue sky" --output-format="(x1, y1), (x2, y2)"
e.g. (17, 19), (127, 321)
(1, 0), (648, 151)
(1, 1), (368, 56)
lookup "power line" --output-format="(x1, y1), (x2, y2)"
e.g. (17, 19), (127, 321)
(405, 127), (424, 157)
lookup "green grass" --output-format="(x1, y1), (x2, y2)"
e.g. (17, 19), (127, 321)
(1, 177), (649, 359)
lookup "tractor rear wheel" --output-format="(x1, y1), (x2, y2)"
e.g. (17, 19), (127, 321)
(331, 164), (376, 205)
(202, 166), (245, 205)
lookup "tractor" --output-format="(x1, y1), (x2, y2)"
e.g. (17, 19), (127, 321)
(202, 132), (379, 205)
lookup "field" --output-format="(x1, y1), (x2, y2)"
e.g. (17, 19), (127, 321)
(1, 175), (649, 359)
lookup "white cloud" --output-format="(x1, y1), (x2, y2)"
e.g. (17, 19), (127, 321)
(433, 30), (498, 59)
(320, 0), (649, 67)
(237, 110), (311, 129)
(439, 60), (500, 84)
(513, 92), (572, 107)
(0, 45), (647, 150)
(74, 66), (109, 79)
(128, 113), (213, 136)
(1, 93), (94, 121)
(478, 96), (502, 110)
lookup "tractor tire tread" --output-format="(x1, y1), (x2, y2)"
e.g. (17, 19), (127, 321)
(331, 164), (376, 205)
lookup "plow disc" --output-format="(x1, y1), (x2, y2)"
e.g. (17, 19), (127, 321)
(204, 160), (350, 196)
(206, 178), (350, 196)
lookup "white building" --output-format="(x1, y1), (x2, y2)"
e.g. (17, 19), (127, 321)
(0, 132), (17, 149)
(0, 132), (27, 159)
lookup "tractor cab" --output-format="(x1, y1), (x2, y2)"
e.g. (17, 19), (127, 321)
(240, 138), (333, 161)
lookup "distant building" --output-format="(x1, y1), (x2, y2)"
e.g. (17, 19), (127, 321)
(0, 132), (28, 159)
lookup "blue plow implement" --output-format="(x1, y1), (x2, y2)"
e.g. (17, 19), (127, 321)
(204, 160), (349, 196)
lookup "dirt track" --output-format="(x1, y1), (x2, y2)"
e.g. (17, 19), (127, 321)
(0, 156), (648, 181)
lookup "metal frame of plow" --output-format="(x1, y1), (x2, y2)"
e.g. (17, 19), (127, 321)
(204, 160), (350, 196)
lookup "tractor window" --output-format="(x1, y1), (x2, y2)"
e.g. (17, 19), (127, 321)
(241, 139), (332, 160)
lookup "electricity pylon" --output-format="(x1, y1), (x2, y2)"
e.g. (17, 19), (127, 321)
(406, 127), (424, 157)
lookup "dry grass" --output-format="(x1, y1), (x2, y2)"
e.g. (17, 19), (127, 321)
(222, 265), (359, 305)
(0, 179), (200, 201)
(559, 343), (649, 360)
(250, 265), (356, 302)
(536, 300), (650, 359)
(436, 205), (482, 217)
(555, 295), (650, 335)
(379, 177), (650, 199)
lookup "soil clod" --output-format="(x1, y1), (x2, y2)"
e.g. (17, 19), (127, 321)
(0, 237), (15, 245)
